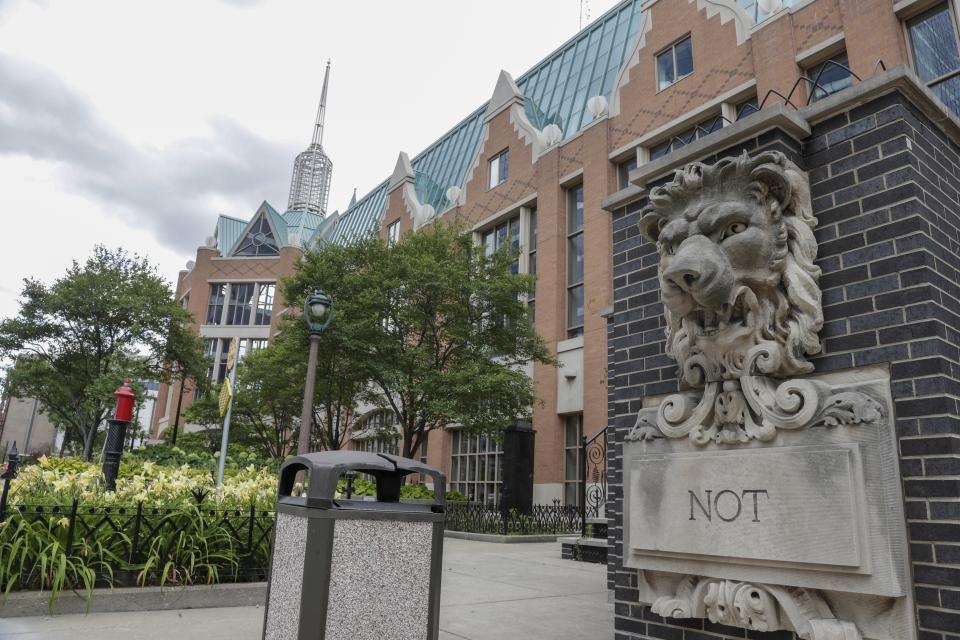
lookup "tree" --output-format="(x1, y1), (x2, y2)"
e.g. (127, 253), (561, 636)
(283, 221), (555, 459)
(0, 246), (207, 460)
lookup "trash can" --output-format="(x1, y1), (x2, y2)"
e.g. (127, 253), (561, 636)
(262, 451), (446, 640)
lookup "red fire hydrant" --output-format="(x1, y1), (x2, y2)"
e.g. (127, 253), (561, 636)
(102, 379), (136, 490)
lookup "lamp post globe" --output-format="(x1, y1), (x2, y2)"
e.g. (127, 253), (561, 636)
(298, 290), (332, 455)
(304, 290), (333, 335)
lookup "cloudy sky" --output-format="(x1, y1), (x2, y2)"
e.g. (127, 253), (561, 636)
(0, 0), (621, 319)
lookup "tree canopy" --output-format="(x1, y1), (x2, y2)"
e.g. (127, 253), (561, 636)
(0, 246), (207, 460)
(282, 221), (554, 459)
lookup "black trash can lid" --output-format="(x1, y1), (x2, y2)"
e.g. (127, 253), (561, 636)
(278, 450), (446, 511)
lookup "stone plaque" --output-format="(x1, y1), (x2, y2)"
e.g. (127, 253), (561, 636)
(628, 445), (865, 570)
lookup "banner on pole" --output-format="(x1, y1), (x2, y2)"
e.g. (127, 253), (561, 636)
(226, 337), (238, 371)
(219, 378), (233, 417)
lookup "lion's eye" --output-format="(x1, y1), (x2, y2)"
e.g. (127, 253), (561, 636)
(725, 222), (747, 237)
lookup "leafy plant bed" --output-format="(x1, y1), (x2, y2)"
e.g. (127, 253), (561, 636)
(0, 500), (274, 610)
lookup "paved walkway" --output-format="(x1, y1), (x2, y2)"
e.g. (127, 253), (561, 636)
(0, 538), (611, 640)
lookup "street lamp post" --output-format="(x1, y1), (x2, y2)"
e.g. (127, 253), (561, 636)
(298, 290), (333, 455)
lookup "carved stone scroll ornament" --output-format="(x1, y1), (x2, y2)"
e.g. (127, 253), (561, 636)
(651, 576), (862, 639)
(630, 151), (882, 445)
(625, 374), (883, 445)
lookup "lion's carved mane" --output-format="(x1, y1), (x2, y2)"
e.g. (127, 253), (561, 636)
(638, 151), (823, 385)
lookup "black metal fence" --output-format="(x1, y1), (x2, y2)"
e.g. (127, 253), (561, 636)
(2, 499), (275, 588)
(445, 501), (584, 535)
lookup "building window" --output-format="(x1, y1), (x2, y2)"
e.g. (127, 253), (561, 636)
(566, 184), (585, 338)
(353, 436), (400, 456)
(206, 283), (274, 327)
(736, 96), (759, 120)
(564, 414), (584, 506)
(254, 283), (274, 326)
(618, 157), (638, 190)
(528, 208), (537, 327)
(450, 430), (503, 505)
(807, 52), (852, 103)
(387, 219), (400, 246)
(248, 339), (268, 353)
(908, 3), (960, 116)
(206, 284), (226, 325)
(482, 214), (521, 274)
(225, 283), (255, 326)
(202, 338), (217, 388)
(488, 149), (509, 189)
(656, 35), (693, 91)
(235, 215), (279, 256)
(352, 409), (400, 455)
(216, 337), (232, 383)
(648, 115), (725, 160)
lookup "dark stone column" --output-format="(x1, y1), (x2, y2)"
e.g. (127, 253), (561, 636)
(500, 420), (535, 514)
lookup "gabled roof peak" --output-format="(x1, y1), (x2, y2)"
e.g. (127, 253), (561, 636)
(487, 70), (523, 118)
(388, 151), (415, 191)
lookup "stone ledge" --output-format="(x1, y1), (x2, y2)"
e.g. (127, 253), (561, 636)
(443, 530), (562, 543)
(557, 536), (609, 548)
(0, 581), (267, 618)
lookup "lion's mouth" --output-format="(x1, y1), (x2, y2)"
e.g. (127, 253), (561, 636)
(685, 289), (750, 338)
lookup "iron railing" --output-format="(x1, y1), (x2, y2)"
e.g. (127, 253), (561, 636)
(2, 498), (275, 587)
(580, 427), (608, 536)
(653, 59), (889, 158)
(445, 501), (584, 536)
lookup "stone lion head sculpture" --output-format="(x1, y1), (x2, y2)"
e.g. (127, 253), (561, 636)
(638, 151), (823, 386)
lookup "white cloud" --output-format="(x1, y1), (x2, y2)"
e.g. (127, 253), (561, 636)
(0, 0), (622, 320)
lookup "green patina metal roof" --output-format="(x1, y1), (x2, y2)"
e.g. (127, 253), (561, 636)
(305, 211), (340, 246)
(216, 215), (249, 256)
(215, 201), (336, 256)
(332, 0), (645, 236)
(327, 180), (389, 245)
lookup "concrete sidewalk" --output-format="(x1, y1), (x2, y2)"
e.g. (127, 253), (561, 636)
(0, 539), (611, 640)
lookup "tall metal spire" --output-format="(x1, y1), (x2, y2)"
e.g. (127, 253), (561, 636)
(288, 60), (333, 215)
(312, 59), (331, 146)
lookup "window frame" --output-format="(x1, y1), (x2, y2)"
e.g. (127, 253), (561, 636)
(527, 207), (537, 327)
(449, 429), (504, 505)
(204, 282), (276, 327)
(563, 414), (584, 506)
(387, 219), (400, 246)
(487, 148), (510, 189)
(617, 157), (638, 190)
(805, 51), (853, 103)
(566, 184), (585, 338)
(647, 112), (725, 161)
(905, 2), (960, 113)
(655, 34), (694, 92)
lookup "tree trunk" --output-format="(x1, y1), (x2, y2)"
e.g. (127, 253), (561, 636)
(82, 426), (95, 461)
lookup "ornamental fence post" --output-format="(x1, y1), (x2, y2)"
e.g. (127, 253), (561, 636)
(130, 501), (144, 563)
(246, 502), (255, 555)
(579, 434), (587, 537)
(64, 498), (79, 554)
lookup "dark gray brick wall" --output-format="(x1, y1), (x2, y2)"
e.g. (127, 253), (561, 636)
(607, 91), (960, 640)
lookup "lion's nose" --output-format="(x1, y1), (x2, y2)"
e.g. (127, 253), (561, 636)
(663, 265), (700, 292)
(663, 250), (704, 293)
(661, 236), (734, 306)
